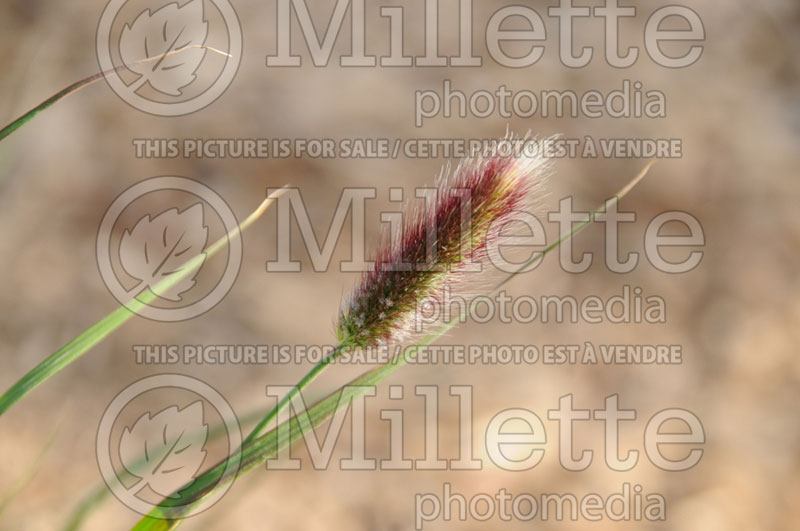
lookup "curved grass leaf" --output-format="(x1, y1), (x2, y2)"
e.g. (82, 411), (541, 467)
(0, 188), (287, 417)
(0, 46), (230, 143)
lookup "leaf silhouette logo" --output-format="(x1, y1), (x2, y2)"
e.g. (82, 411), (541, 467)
(119, 0), (208, 96)
(119, 203), (208, 301)
(119, 401), (208, 499)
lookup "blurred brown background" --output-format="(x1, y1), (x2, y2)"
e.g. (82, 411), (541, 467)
(0, 0), (798, 529)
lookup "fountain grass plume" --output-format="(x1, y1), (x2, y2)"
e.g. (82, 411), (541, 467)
(336, 134), (552, 349)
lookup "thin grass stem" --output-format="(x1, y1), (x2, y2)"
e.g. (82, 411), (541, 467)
(0, 46), (231, 143)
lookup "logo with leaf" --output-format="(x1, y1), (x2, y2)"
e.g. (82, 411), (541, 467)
(97, 0), (241, 114)
(120, 402), (209, 498)
(119, 1), (208, 96)
(97, 374), (242, 516)
(97, 176), (243, 322)
(119, 203), (208, 302)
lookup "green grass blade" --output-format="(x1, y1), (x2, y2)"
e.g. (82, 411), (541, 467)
(497, 159), (656, 289)
(0, 46), (231, 143)
(132, 163), (655, 530)
(0, 72), (106, 142)
(0, 188), (286, 417)
(241, 343), (345, 446)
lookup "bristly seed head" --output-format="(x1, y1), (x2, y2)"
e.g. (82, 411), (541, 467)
(337, 134), (552, 349)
